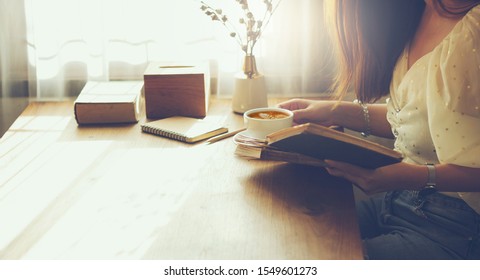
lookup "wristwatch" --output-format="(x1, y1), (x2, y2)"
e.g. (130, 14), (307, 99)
(425, 163), (436, 190)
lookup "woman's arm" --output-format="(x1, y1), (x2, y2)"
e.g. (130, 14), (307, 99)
(278, 99), (394, 138)
(325, 160), (480, 194)
(331, 102), (393, 138)
(279, 100), (480, 194)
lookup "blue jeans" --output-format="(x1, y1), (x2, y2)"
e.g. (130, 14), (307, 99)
(357, 190), (480, 259)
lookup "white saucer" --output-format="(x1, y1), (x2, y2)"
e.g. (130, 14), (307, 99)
(233, 131), (267, 146)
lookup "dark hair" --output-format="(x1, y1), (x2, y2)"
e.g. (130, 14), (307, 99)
(436, 0), (480, 16)
(327, 0), (480, 103)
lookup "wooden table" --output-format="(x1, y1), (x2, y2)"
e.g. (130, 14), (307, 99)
(0, 97), (363, 259)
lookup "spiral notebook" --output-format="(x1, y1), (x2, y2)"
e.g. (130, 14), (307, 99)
(141, 116), (228, 143)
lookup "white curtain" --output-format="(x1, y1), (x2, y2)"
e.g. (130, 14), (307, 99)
(0, 0), (30, 136)
(0, 0), (29, 98)
(13, 0), (334, 99)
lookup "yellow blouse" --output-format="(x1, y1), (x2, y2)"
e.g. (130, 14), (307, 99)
(387, 5), (480, 213)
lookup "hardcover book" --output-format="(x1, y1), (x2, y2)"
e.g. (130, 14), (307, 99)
(234, 123), (402, 169)
(74, 81), (143, 125)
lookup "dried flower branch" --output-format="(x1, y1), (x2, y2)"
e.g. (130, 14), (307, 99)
(200, 0), (281, 56)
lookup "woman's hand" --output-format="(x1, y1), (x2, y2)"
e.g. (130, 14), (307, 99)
(279, 98), (394, 138)
(324, 160), (426, 194)
(277, 99), (337, 126)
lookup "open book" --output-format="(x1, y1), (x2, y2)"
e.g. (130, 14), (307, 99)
(234, 123), (402, 169)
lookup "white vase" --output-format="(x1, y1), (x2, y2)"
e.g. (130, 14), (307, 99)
(232, 55), (268, 114)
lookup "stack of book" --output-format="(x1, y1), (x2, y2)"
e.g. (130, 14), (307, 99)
(234, 123), (402, 169)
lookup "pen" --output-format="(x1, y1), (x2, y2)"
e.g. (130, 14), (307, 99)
(206, 127), (246, 144)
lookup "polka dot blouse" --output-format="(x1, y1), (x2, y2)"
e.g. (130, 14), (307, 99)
(386, 5), (480, 213)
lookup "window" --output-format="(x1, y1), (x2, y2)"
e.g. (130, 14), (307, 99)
(6, 0), (334, 99)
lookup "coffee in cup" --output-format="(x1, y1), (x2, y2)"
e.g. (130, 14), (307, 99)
(243, 107), (293, 139)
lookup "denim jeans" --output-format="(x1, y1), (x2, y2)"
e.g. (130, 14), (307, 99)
(357, 190), (480, 259)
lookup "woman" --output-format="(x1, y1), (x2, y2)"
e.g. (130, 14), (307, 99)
(279, 0), (480, 259)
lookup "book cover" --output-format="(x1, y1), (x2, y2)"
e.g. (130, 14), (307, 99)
(235, 144), (328, 168)
(235, 123), (402, 169)
(74, 81), (143, 125)
(141, 116), (228, 143)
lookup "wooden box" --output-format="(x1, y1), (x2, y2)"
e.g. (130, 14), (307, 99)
(143, 61), (210, 119)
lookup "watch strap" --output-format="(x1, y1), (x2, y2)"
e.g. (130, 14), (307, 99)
(425, 163), (436, 189)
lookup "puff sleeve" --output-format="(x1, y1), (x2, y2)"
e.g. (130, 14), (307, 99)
(425, 8), (480, 167)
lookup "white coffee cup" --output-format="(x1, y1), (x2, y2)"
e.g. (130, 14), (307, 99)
(243, 107), (294, 139)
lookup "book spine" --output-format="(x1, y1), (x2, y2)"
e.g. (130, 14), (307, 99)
(141, 125), (187, 142)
